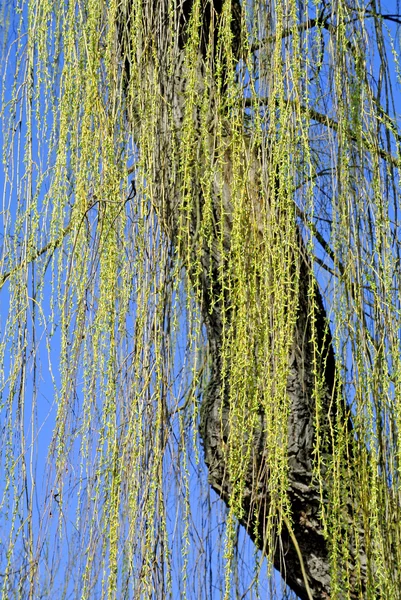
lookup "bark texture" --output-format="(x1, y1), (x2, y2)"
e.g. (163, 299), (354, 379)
(120, 1), (367, 597)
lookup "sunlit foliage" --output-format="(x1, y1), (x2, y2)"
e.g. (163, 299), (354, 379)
(1, 0), (401, 597)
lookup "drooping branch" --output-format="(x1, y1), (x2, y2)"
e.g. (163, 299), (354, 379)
(118, 1), (381, 597)
(244, 97), (400, 169)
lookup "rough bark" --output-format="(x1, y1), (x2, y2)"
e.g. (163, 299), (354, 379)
(199, 246), (365, 599)
(119, 1), (367, 597)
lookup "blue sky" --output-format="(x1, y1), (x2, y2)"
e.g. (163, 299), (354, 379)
(1, 0), (400, 598)
(0, 4), (291, 597)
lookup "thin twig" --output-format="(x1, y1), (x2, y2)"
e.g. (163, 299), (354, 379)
(282, 512), (314, 600)
(0, 220), (74, 290)
(245, 97), (400, 168)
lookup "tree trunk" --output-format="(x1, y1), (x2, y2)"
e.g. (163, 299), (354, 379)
(120, 1), (367, 597)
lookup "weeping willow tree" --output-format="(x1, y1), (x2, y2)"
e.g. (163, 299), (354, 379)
(1, 0), (401, 597)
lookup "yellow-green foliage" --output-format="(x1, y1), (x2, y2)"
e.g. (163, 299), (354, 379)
(1, 0), (401, 597)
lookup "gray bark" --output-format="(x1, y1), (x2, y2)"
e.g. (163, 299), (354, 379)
(119, 1), (368, 597)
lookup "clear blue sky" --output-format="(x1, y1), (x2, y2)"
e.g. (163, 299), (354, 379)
(2, 0), (399, 597)
(0, 3), (291, 597)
